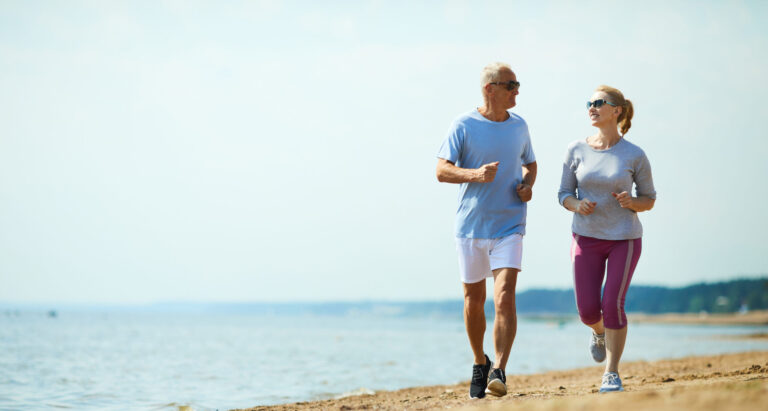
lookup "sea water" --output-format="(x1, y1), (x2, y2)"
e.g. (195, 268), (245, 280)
(1, 308), (767, 410)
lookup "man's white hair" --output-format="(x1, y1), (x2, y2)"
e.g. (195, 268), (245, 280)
(480, 62), (512, 87)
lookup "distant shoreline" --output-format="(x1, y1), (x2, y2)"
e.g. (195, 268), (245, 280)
(237, 351), (768, 411)
(627, 310), (768, 326)
(521, 310), (768, 326)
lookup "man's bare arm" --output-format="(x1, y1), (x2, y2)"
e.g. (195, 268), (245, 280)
(436, 158), (499, 184)
(521, 161), (537, 187)
(516, 161), (537, 202)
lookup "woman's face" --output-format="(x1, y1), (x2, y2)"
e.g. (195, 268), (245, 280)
(588, 91), (620, 128)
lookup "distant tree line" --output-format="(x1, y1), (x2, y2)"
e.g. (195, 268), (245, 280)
(513, 278), (768, 314)
(136, 277), (768, 317)
(624, 278), (768, 313)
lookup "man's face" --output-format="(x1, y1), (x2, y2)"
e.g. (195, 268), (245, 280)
(490, 70), (519, 109)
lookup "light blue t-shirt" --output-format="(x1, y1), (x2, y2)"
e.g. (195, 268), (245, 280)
(437, 109), (536, 239)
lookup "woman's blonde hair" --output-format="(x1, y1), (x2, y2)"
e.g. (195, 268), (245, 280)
(596, 85), (634, 135)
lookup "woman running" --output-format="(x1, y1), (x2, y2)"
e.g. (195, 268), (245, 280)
(558, 85), (656, 393)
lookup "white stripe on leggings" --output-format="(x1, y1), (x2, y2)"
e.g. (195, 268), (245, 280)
(616, 240), (634, 327)
(571, 235), (580, 310)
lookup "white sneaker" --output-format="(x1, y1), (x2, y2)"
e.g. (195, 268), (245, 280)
(590, 332), (606, 363)
(599, 372), (624, 393)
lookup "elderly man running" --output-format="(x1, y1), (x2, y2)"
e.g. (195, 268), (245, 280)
(436, 62), (537, 399)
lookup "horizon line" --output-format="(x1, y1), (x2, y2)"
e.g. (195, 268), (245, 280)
(2, 276), (765, 307)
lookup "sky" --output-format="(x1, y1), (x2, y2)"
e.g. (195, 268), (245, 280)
(1, 0), (767, 304)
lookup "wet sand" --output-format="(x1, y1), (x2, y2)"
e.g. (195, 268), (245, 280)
(237, 351), (768, 411)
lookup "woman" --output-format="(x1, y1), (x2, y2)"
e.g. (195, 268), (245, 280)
(558, 85), (656, 393)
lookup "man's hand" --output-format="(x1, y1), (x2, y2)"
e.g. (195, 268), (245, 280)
(474, 161), (499, 183)
(576, 199), (597, 215)
(612, 191), (634, 209)
(516, 183), (533, 202)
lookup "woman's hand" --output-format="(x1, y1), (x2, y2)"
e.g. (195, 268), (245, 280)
(576, 199), (597, 215)
(612, 191), (655, 212)
(612, 191), (634, 209)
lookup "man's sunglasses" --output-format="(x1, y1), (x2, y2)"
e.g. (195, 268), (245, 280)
(489, 80), (521, 91)
(586, 99), (617, 109)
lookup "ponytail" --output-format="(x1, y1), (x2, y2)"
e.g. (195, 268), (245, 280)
(619, 99), (633, 135)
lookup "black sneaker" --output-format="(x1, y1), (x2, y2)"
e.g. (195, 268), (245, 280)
(469, 354), (491, 399)
(486, 368), (507, 397)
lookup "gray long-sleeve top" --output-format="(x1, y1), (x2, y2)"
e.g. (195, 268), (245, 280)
(558, 138), (656, 240)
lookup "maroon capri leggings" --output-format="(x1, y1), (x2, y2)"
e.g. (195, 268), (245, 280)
(571, 233), (642, 329)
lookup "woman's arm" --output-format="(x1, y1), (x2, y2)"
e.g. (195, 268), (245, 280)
(559, 159), (597, 214)
(628, 152), (656, 212)
(563, 195), (597, 215)
(612, 192), (655, 212)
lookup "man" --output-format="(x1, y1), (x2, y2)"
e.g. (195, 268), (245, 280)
(436, 62), (537, 399)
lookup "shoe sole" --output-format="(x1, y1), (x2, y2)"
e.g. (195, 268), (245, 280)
(592, 354), (606, 363)
(485, 379), (507, 397)
(591, 346), (606, 363)
(591, 335), (606, 363)
(598, 387), (624, 393)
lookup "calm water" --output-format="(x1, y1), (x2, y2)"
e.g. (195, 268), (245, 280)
(1, 309), (767, 410)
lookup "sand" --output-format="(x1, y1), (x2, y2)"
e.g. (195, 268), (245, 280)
(237, 351), (768, 411)
(627, 310), (768, 326)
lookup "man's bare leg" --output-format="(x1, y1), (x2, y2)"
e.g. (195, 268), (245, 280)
(491, 267), (518, 370)
(463, 279), (487, 365)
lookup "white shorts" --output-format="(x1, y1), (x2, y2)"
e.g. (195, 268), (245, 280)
(456, 234), (523, 284)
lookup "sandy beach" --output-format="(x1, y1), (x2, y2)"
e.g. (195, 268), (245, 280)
(238, 350), (768, 411)
(627, 310), (768, 326)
